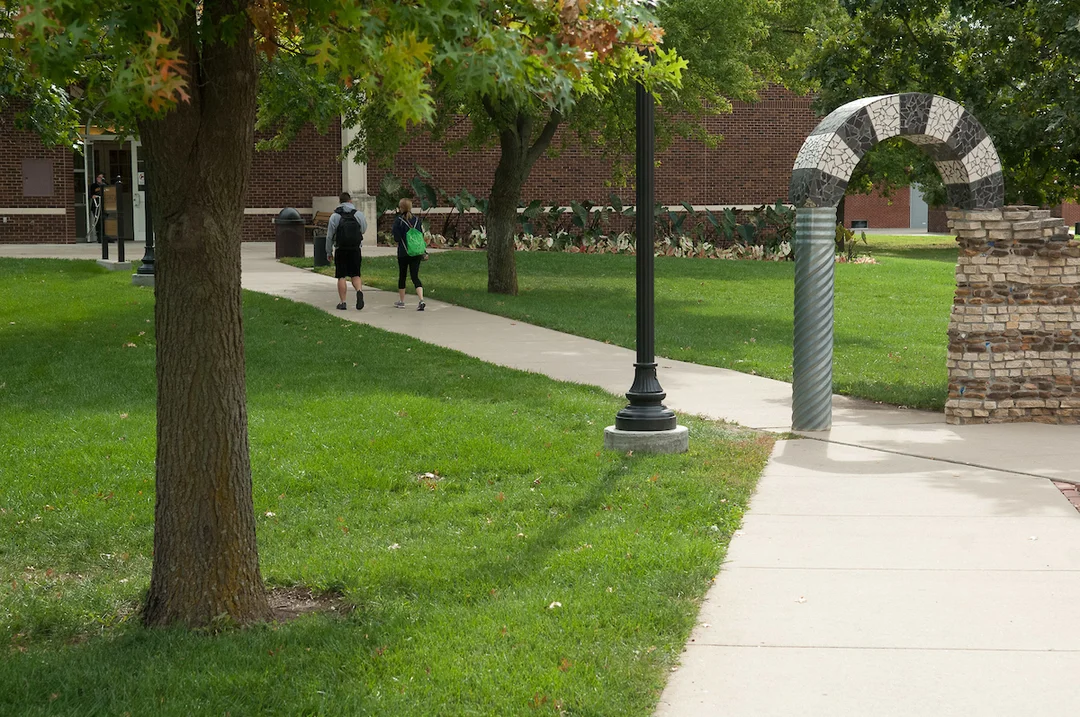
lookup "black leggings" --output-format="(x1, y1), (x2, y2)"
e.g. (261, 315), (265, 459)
(398, 254), (423, 289)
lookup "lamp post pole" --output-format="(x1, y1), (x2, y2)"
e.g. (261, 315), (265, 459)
(604, 67), (687, 454)
(614, 78), (677, 432)
(136, 172), (156, 281)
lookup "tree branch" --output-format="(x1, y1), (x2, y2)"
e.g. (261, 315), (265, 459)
(526, 109), (562, 167)
(481, 94), (499, 123)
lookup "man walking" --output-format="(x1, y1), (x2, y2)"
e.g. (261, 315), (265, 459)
(326, 192), (368, 310)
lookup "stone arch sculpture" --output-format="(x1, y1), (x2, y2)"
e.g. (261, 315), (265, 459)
(790, 93), (1005, 211)
(787, 93), (1005, 431)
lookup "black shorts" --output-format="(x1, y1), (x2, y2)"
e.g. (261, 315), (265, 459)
(334, 248), (362, 279)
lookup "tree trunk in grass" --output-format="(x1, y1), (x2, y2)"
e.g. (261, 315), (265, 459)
(485, 107), (561, 295)
(139, 2), (271, 628)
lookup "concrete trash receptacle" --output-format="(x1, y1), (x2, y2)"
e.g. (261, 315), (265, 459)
(274, 207), (305, 259)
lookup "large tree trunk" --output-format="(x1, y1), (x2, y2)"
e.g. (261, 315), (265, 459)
(139, 1), (271, 628)
(485, 109), (561, 295)
(486, 132), (527, 295)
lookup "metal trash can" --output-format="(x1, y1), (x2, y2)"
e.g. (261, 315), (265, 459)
(313, 227), (329, 267)
(274, 207), (305, 259)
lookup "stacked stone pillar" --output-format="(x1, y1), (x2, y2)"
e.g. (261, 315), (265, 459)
(947, 206), (1080, 424)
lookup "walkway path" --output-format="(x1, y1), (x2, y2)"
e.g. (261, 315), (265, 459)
(7, 242), (1080, 715)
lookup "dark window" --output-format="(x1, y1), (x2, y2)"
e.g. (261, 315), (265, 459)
(851, 220), (869, 229)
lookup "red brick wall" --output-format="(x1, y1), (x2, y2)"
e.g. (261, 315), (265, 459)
(242, 119), (342, 242)
(0, 104), (75, 243)
(369, 86), (820, 231)
(1053, 202), (1080, 229)
(843, 187), (911, 229)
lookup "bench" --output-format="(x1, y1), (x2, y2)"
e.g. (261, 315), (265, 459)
(309, 211), (334, 242)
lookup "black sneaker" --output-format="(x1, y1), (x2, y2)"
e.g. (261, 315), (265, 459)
(417, 301), (426, 312)
(356, 292), (365, 310)
(336, 302), (347, 310)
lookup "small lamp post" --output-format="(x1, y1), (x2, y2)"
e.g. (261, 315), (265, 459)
(134, 172), (156, 286)
(603, 52), (688, 455)
(114, 175), (125, 264)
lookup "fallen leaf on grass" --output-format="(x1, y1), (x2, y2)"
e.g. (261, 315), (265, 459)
(558, 657), (571, 672)
(547, 601), (562, 609)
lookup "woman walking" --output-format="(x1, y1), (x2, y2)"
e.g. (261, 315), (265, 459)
(392, 198), (426, 311)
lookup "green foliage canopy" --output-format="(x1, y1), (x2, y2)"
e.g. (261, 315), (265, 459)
(809, 0), (1080, 206)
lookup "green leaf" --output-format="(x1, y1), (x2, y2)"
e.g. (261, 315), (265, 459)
(410, 177), (438, 210)
(570, 201), (588, 228)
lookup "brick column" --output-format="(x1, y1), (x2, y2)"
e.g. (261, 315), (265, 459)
(947, 206), (1080, 424)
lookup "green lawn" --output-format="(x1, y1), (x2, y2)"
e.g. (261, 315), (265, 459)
(0, 258), (772, 716)
(289, 235), (958, 410)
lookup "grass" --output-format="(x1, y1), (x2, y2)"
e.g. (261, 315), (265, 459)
(0, 258), (773, 716)
(285, 233), (957, 410)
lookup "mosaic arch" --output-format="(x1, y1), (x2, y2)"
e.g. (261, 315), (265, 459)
(789, 93), (1005, 210)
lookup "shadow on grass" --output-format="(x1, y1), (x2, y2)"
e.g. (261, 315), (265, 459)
(872, 247), (959, 263)
(0, 614), (392, 714)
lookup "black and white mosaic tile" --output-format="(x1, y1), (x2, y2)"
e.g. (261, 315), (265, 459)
(789, 92), (1004, 210)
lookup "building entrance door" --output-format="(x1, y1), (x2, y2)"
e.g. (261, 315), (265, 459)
(82, 138), (145, 243)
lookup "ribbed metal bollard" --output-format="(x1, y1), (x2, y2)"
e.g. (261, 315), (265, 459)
(792, 206), (837, 431)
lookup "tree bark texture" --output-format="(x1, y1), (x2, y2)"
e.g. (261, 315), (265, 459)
(485, 109), (561, 295)
(139, 0), (271, 627)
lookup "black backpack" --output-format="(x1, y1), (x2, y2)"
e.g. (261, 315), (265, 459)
(335, 208), (363, 249)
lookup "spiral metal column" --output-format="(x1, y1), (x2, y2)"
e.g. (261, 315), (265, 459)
(792, 206), (836, 431)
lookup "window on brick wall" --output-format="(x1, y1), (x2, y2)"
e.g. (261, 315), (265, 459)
(22, 159), (54, 197)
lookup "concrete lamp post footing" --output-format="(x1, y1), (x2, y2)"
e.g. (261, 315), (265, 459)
(97, 259), (132, 271)
(603, 425), (689, 455)
(131, 273), (155, 288)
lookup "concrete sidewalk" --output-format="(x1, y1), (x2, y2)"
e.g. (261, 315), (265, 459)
(7, 242), (1080, 715)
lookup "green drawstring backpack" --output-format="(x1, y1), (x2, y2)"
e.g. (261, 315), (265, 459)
(405, 218), (426, 257)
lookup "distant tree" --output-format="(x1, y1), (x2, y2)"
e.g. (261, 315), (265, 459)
(356, 0), (837, 296)
(809, 0), (1080, 206)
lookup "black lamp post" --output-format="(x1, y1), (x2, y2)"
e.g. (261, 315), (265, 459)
(136, 173), (155, 278)
(613, 70), (677, 432)
(115, 175), (125, 264)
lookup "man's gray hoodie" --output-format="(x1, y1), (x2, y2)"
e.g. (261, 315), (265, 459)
(326, 202), (368, 256)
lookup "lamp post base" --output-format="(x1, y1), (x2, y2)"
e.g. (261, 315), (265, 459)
(603, 425), (688, 455)
(132, 273), (156, 288)
(614, 361), (678, 431)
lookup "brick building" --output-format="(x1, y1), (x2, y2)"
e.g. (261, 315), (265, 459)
(0, 103), (352, 245)
(0, 108), (75, 244)
(1, 90), (1073, 244)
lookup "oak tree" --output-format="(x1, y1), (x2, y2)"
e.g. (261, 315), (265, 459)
(2, 0), (440, 628)
(416, 0), (834, 295)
